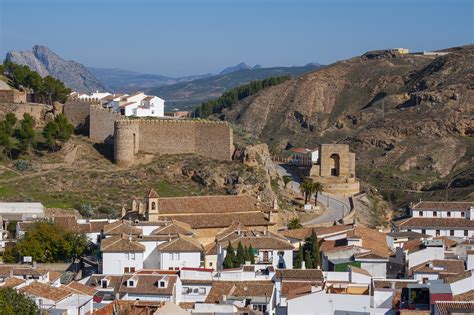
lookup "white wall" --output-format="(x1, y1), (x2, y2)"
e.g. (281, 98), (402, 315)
(407, 247), (444, 270)
(102, 252), (144, 274)
(123, 293), (171, 301)
(449, 273), (473, 295)
(413, 272), (439, 282)
(468, 253), (474, 271)
(401, 228), (473, 238)
(360, 261), (387, 278)
(159, 252), (201, 270)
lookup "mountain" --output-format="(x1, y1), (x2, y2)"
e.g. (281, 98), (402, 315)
(219, 62), (252, 75)
(147, 64), (323, 110)
(88, 67), (211, 92)
(220, 46), (474, 205)
(5, 45), (107, 93)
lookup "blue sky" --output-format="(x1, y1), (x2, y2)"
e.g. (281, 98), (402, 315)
(0, 0), (472, 76)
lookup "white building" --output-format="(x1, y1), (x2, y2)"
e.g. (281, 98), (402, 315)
(0, 202), (44, 221)
(393, 201), (474, 238)
(106, 91), (165, 117)
(100, 235), (146, 274)
(289, 148), (319, 166)
(79, 91), (112, 101)
(156, 234), (202, 270)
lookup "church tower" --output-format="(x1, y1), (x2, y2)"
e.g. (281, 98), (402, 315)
(146, 188), (159, 221)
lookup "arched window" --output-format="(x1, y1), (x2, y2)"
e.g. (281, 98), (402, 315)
(330, 154), (340, 176)
(151, 202), (156, 210)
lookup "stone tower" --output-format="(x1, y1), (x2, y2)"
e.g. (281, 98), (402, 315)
(114, 120), (139, 166)
(146, 188), (159, 221)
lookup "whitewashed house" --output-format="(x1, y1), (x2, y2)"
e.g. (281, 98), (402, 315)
(392, 201), (474, 238)
(106, 91), (165, 117)
(410, 259), (465, 282)
(290, 148), (319, 166)
(156, 234), (202, 270)
(100, 235), (146, 274)
(402, 239), (446, 270)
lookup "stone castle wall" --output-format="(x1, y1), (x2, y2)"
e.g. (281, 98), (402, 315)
(0, 90), (27, 103)
(114, 118), (234, 166)
(89, 105), (121, 144)
(64, 98), (96, 131)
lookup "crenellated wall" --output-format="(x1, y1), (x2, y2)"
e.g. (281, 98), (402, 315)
(89, 105), (121, 143)
(64, 98), (99, 131)
(114, 118), (234, 166)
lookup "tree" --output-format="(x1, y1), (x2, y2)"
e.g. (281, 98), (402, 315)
(295, 244), (304, 269)
(54, 113), (74, 141)
(12, 221), (88, 263)
(17, 113), (36, 154)
(235, 241), (246, 267)
(0, 288), (39, 314)
(43, 121), (59, 150)
(287, 217), (302, 230)
(247, 245), (255, 264)
(283, 176), (292, 188)
(312, 181), (324, 206)
(223, 241), (235, 269)
(304, 251), (313, 269)
(302, 229), (320, 268)
(299, 179), (315, 204)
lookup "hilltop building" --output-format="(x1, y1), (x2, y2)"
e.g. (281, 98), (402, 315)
(0, 80), (27, 103)
(106, 92), (165, 117)
(308, 144), (360, 196)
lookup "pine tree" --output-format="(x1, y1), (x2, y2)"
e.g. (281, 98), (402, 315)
(247, 245), (255, 264)
(236, 241), (246, 267)
(223, 241), (235, 269)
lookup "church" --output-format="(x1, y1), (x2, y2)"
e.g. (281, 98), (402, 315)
(121, 189), (279, 244)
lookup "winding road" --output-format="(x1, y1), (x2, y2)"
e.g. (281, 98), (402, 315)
(274, 163), (351, 225)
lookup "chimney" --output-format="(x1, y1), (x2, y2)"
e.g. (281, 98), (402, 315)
(301, 261), (306, 270)
(32, 261), (37, 269)
(121, 206), (126, 218)
(132, 200), (137, 212)
(9, 269), (13, 278)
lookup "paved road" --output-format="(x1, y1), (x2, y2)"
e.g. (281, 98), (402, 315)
(274, 163), (351, 225)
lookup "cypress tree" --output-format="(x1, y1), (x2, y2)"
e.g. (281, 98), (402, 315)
(309, 229), (320, 267)
(236, 241), (246, 267)
(295, 244), (304, 269)
(223, 241), (235, 269)
(304, 251), (313, 269)
(247, 245), (255, 264)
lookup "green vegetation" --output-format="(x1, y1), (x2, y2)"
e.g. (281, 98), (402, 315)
(299, 179), (324, 205)
(3, 221), (88, 263)
(42, 113), (74, 151)
(294, 229), (320, 269)
(1, 60), (71, 103)
(0, 288), (39, 315)
(193, 75), (290, 118)
(223, 241), (256, 269)
(287, 217), (302, 230)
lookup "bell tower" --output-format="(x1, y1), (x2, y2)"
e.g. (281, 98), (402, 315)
(146, 188), (159, 221)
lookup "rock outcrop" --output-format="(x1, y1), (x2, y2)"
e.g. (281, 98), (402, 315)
(6, 45), (107, 93)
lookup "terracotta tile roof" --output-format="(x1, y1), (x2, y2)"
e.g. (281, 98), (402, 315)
(410, 259), (465, 276)
(402, 239), (423, 251)
(281, 227), (315, 241)
(395, 217), (474, 228)
(454, 290), (474, 301)
(161, 212), (274, 229)
(157, 195), (274, 215)
(103, 220), (142, 236)
(354, 251), (388, 260)
(181, 279), (213, 285)
(156, 234), (203, 252)
(152, 221), (193, 236)
(49, 271), (62, 284)
(349, 266), (372, 277)
(0, 265), (48, 278)
(216, 221), (250, 240)
(281, 282), (319, 296)
(92, 300), (165, 315)
(205, 281), (274, 303)
(88, 275), (123, 291)
(435, 301), (474, 315)
(0, 277), (25, 288)
(412, 201), (474, 211)
(101, 235), (145, 253)
(347, 226), (394, 257)
(20, 281), (71, 303)
(66, 281), (97, 296)
(443, 271), (472, 284)
(373, 280), (418, 289)
(386, 231), (430, 239)
(117, 274), (177, 296)
(147, 188), (159, 198)
(275, 269), (324, 281)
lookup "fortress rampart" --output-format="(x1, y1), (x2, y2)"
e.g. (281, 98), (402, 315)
(89, 105), (121, 143)
(114, 118), (234, 166)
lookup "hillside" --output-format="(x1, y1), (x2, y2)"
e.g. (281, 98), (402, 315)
(220, 46), (474, 206)
(146, 64), (323, 110)
(6, 45), (107, 93)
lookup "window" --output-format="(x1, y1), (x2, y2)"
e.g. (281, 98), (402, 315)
(209, 262), (213, 267)
(447, 211), (451, 217)
(407, 229), (411, 232)
(129, 253), (135, 260)
(168, 267), (173, 270)
(464, 230), (468, 236)
(101, 280), (108, 289)
(433, 211), (437, 217)
(159, 281), (166, 288)
(419, 211), (423, 217)
(124, 267), (130, 273)
(151, 202), (156, 210)
(182, 287), (191, 294)
(198, 287), (206, 295)
(130, 267), (135, 273)
(128, 280), (134, 287)
(421, 229), (426, 234)
(436, 230), (440, 236)
(450, 230), (455, 236)
(461, 212), (465, 217)
(193, 288), (199, 294)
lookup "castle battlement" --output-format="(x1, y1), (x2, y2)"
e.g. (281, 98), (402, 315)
(115, 117), (229, 126)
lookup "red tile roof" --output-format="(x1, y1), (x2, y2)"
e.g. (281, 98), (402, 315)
(412, 201), (474, 211)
